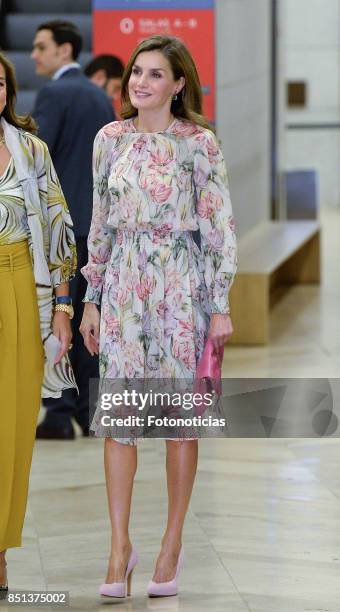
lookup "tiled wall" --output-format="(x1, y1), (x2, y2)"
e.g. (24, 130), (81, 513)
(216, 0), (271, 237)
(282, 0), (340, 209)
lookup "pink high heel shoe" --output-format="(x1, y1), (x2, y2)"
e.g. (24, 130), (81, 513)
(147, 546), (184, 597)
(99, 546), (138, 598)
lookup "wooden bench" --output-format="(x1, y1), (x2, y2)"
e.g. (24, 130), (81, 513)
(228, 220), (321, 344)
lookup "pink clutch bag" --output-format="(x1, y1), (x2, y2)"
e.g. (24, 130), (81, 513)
(193, 338), (224, 417)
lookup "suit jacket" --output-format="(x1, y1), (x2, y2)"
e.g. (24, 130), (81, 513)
(32, 67), (115, 237)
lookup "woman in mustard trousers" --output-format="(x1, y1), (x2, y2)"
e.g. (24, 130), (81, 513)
(0, 52), (77, 595)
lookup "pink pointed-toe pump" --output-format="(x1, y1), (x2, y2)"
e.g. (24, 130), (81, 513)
(100, 546), (138, 598)
(147, 546), (184, 597)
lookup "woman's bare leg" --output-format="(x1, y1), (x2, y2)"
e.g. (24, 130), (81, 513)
(152, 439), (198, 582)
(104, 439), (137, 583)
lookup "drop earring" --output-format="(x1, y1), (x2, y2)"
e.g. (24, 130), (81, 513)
(172, 92), (178, 101)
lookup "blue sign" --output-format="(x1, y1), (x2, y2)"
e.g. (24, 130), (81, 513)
(93, 0), (214, 9)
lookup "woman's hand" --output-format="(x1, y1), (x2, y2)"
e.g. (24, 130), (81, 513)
(208, 313), (233, 351)
(80, 303), (100, 356)
(53, 311), (72, 364)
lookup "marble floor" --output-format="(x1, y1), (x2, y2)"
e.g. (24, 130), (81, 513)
(4, 210), (340, 611)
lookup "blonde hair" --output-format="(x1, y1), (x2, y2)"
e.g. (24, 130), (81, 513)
(120, 35), (214, 132)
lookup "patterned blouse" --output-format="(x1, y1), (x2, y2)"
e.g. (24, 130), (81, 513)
(0, 156), (29, 244)
(82, 117), (237, 314)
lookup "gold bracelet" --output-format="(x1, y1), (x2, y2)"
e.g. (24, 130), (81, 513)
(54, 303), (74, 319)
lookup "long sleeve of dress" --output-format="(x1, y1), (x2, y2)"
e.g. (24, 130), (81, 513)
(193, 129), (237, 314)
(81, 128), (114, 304)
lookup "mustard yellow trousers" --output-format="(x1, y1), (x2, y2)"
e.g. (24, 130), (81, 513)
(0, 240), (44, 550)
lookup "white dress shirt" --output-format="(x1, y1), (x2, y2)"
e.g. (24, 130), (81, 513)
(52, 62), (81, 80)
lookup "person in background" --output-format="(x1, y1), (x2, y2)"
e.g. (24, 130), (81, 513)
(0, 51), (77, 595)
(84, 54), (124, 118)
(31, 20), (115, 440)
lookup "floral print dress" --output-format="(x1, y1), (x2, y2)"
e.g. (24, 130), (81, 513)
(81, 117), (237, 443)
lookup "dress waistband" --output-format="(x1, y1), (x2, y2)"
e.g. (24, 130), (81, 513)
(0, 240), (31, 273)
(115, 228), (195, 240)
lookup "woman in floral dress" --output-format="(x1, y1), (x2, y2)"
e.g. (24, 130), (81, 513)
(80, 35), (237, 598)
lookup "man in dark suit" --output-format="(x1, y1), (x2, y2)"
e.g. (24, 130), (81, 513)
(31, 20), (115, 439)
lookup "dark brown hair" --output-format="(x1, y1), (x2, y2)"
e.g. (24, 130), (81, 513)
(120, 35), (213, 132)
(37, 20), (82, 61)
(84, 54), (124, 79)
(0, 52), (36, 133)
